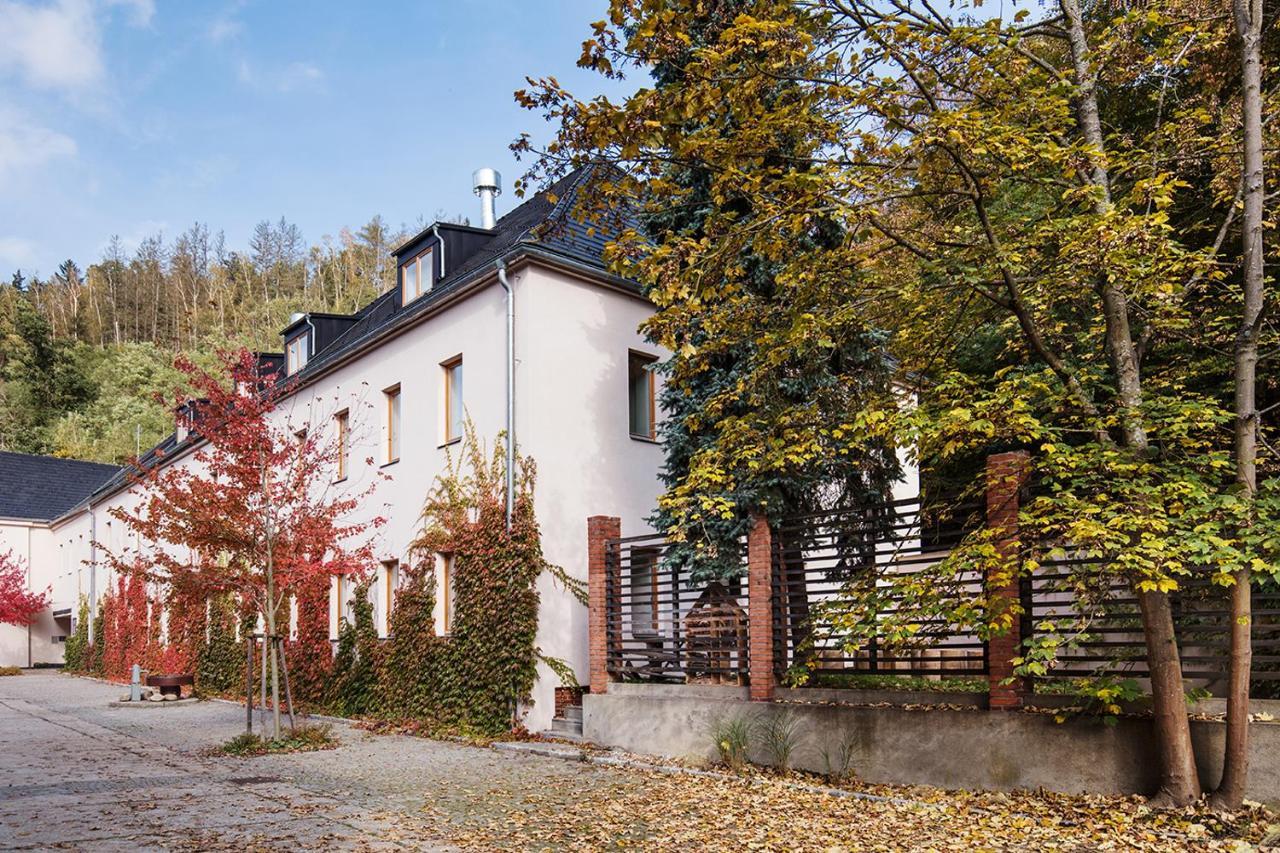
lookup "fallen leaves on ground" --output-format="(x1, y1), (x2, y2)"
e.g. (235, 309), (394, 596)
(421, 763), (1271, 852)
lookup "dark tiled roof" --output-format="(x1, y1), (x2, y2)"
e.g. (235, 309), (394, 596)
(290, 164), (639, 384)
(0, 451), (122, 521)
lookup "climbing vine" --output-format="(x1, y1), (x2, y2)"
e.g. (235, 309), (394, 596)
(327, 579), (380, 716)
(368, 426), (569, 736)
(63, 596), (90, 672)
(288, 574), (333, 705)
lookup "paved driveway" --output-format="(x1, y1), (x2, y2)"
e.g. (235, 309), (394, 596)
(0, 672), (1268, 851)
(0, 672), (637, 851)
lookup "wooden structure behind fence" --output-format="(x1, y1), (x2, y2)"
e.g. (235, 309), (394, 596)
(602, 533), (749, 684)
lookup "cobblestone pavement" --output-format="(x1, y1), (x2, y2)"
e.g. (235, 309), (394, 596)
(0, 672), (647, 851)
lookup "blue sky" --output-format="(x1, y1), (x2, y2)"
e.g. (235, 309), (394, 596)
(0, 0), (631, 278)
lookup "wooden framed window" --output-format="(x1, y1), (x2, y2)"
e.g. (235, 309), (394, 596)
(384, 385), (401, 464)
(401, 247), (434, 304)
(334, 409), (349, 481)
(286, 334), (309, 375)
(442, 357), (463, 444)
(628, 351), (657, 440)
(381, 559), (399, 638)
(436, 553), (454, 635)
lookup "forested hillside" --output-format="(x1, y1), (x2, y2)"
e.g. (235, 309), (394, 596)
(0, 216), (413, 464)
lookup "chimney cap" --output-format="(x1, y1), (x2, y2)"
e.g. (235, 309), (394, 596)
(473, 168), (502, 196)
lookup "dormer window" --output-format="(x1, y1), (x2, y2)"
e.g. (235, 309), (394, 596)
(286, 334), (309, 375)
(401, 246), (434, 304)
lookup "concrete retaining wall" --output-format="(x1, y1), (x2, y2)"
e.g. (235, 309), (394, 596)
(583, 683), (1280, 804)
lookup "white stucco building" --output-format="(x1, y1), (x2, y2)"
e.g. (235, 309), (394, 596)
(0, 166), (666, 732)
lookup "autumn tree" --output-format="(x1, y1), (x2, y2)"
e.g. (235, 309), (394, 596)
(102, 348), (385, 738)
(0, 551), (49, 627)
(518, 0), (1276, 806)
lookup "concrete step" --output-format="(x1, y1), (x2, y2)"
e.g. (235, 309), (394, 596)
(550, 716), (583, 736)
(563, 705), (582, 723)
(540, 729), (584, 744)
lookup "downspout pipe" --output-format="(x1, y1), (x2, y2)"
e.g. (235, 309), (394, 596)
(88, 504), (97, 642)
(431, 224), (447, 279)
(496, 259), (514, 532)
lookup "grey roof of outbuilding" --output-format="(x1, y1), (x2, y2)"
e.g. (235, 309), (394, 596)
(0, 451), (122, 521)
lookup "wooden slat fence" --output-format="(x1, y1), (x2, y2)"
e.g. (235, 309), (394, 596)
(770, 498), (989, 680)
(1027, 556), (1280, 688)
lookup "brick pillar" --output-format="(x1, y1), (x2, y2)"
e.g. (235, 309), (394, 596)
(986, 451), (1031, 710)
(747, 512), (775, 702)
(588, 515), (621, 696)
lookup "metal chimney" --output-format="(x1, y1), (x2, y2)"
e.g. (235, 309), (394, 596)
(473, 168), (502, 229)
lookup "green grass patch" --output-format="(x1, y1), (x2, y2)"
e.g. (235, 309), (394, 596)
(216, 723), (338, 757)
(803, 672), (988, 693)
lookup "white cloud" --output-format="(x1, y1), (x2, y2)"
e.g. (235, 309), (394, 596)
(0, 0), (104, 91)
(0, 236), (40, 270)
(106, 0), (155, 27)
(0, 111), (78, 178)
(208, 0), (248, 43)
(237, 59), (324, 94)
(208, 16), (241, 42)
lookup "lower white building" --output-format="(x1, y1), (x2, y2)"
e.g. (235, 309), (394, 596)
(0, 166), (666, 732)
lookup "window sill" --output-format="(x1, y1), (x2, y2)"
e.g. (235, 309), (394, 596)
(380, 459), (400, 469)
(437, 437), (461, 449)
(629, 433), (659, 444)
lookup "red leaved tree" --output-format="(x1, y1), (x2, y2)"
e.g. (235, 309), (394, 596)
(102, 349), (384, 737)
(0, 551), (48, 627)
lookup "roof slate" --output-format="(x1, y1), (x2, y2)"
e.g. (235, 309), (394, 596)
(0, 451), (122, 521)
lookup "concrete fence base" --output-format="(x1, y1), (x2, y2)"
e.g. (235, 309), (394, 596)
(583, 683), (1280, 804)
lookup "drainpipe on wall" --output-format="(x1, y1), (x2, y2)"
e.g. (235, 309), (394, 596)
(496, 259), (515, 532)
(88, 504), (97, 643)
(26, 525), (32, 669)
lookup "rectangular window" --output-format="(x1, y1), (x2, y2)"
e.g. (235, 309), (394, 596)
(335, 409), (349, 480)
(381, 559), (398, 638)
(436, 553), (454, 635)
(286, 335), (308, 375)
(628, 352), (657, 439)
(443, 357), (463, 444)
(401, 247), (433, 304)
(385, 385), (401, 464)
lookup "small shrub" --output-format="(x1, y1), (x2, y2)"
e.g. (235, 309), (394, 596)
(708, 714), (752, 771)
(754, 708), (802, 773)
(0, 666), (21, 677)
(216, 723), (338, 757)
(821, 729), (860, 784)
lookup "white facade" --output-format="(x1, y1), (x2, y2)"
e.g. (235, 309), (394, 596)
(1, 257), (665, 732)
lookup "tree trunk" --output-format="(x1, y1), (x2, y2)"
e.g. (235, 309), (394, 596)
(1138, 589), (1203, 804)
(1215, 0), (1265, 811)
(1058, 0), (1201, 804)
